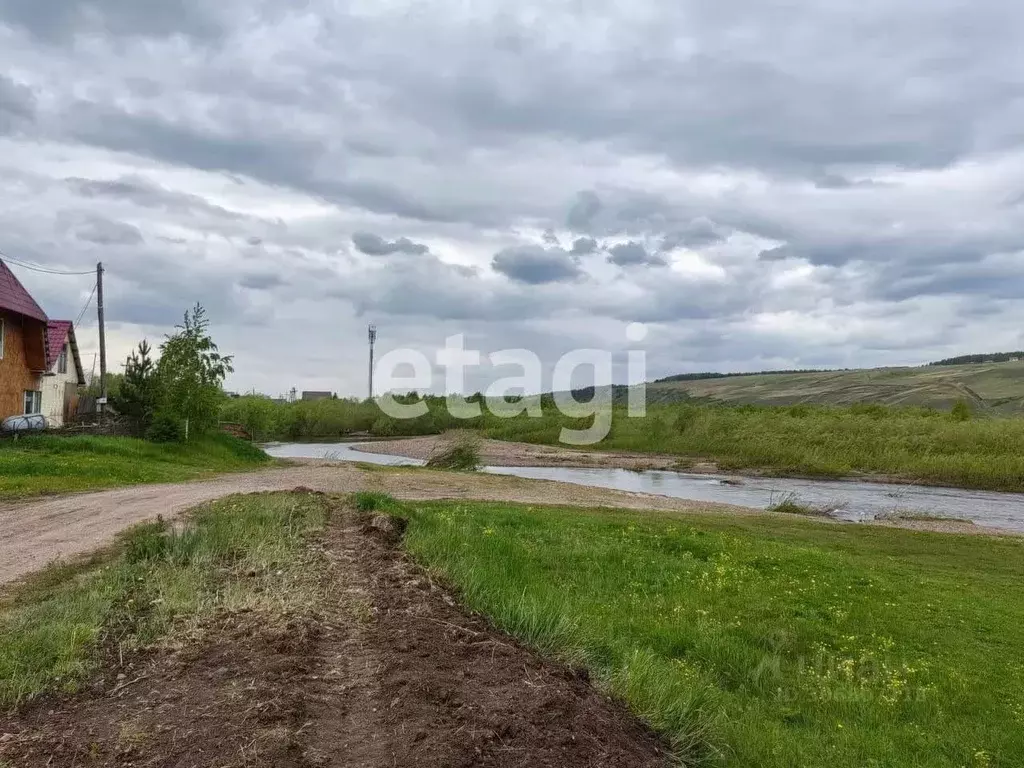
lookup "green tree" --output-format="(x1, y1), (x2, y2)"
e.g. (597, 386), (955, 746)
(113, 340), (159, 430)
(157, 304), (234, 440)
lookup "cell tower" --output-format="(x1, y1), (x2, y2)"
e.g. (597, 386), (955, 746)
(368, 324), (377, 400)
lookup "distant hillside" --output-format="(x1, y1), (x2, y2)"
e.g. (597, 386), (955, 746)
(655, 368), (846, 383)
(646, 360), (1024, 415)
(929, 352), (1024, 366)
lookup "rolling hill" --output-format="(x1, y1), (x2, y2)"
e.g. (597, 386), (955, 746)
(645, 361), (1024, 414)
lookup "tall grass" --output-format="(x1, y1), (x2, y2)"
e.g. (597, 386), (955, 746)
(0, 492), (327, 707)
(425, 431), (482, 470)
(0, 433), (269, 499)
(389, 496), (1024, 767)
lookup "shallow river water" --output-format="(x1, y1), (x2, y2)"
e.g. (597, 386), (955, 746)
(263, 441), (1024, 532)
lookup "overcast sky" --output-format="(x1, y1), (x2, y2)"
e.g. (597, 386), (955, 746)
(2, 0), (1023, 396)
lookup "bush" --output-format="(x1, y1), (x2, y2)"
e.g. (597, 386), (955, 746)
(425, 431), (481, 470)
(951, 399), (972, 422)
(146, 411), (185, 443)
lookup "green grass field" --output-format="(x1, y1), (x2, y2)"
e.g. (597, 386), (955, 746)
(648, 361), (1024, 414)
(361, 495), (1024, 767)
(0, 492), (327, 707)
(0, 433), (270, 500)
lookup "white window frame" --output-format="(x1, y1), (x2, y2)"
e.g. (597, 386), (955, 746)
(57, 344), (68, 374)
(24, 390), (42, 415)
(0, 317), (5, 360)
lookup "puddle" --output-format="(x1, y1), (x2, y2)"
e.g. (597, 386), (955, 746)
(263, 442), (1024, 532)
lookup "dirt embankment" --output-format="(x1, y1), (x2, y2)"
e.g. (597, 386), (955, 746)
(353, 436), (694, 471)
(0, 508), (671, 768)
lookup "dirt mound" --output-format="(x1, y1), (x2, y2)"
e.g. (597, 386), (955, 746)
(1, 510), (670, 767)
(1, 612), (316, 766)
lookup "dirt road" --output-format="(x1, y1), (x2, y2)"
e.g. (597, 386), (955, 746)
(0, 462), (749, 587)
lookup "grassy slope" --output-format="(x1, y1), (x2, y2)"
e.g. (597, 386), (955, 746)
(0, 492), (327, 707)
(483, 404), (1024, 491)
(387, 496), (1024, 767)
(649, 361), (1024, 414)
(0, 433), (270, 500)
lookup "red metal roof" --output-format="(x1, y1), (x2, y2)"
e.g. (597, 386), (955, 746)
(0, 260), (48, 322)
(46, 320), (73, 368)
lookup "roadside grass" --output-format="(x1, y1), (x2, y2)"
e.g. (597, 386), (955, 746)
(383, 496), (1024, 767)
(0, 433), (270, 500)
(0, 492), (327, 708)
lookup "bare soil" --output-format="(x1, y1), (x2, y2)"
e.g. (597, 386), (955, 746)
(0, 506), (671, 768)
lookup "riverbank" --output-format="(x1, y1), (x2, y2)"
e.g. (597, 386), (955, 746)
(349, 434), (995, 491)
(224, 396), (1024, 492)
(353, 435), (687, 470)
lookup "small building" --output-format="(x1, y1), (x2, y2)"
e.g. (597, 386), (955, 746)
(40, 320), (85, 427)
(0, 261), (49, 421)
(301, 390), (334, 402)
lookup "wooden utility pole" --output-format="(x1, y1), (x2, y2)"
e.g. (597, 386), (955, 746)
(96, 262), (107, 420)
(368, 324), (377, 400)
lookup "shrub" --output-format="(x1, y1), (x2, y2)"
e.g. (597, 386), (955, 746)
(425, 431), (481, 470)
(951, 399), (972, 422)
(146, 411), (185, 443)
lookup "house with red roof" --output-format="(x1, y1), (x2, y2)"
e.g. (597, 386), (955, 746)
(0, 260), (50, 421)
(0, 260), (85, 426)
(41, 320), (85, 427)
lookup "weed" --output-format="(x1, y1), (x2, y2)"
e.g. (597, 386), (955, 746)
(352, 491), (397, 513)
(767, 493), (834, 517)
(425, 431), (481, 471)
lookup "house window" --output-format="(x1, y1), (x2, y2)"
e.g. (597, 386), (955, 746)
(58, 344), (68, 374)
(0, 317), (4, 359)
(24, 390), (42, 415)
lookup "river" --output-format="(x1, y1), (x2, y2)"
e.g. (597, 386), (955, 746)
(263, 441), (1024, 532)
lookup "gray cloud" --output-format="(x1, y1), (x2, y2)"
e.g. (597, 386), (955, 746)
(660, 219), (726, 251)
(3, 0), (1024, 394)
(351, 232), (429, 256)
(571, 237), (598, 255)
(67, 175), (248, 222)
(492, 245), (581, 284)
(0, 75), (35, 132)
(65, 213), (144, 246)
(607, 241), (666, 268)
(239, 272), (286, 291)
(566, 191), (603, 231)
(0, 0), (232, 40)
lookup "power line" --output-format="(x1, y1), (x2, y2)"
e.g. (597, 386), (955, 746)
(0, 250), (96, 276)
(74, 282), (99, 327)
